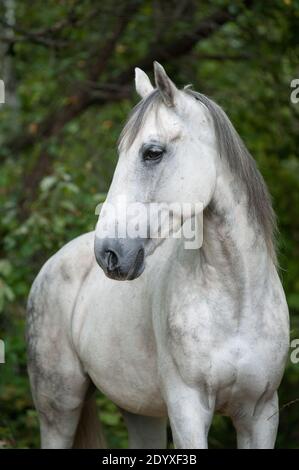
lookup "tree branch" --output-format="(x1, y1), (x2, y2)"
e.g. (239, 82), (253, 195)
(193, 52), (252, 61)
(16, 0), (140, 215)
(5, 5), (239, 156)
(0, 3), (98, 50)
(2, 1), (255, 217)
(7, 1), (140, 153)
(0, 31), (68, 49)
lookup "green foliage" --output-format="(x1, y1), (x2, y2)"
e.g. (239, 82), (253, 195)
(0, 0), (299, 449)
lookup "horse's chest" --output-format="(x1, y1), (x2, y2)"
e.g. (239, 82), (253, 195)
(164, 297), (284, 404)
(166, 302), (236, 382)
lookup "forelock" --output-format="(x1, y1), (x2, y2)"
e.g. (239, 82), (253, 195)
(118, 90), (163, 150)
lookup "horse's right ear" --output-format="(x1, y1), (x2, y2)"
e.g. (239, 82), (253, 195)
(153, 61), (178, 107)
(135, 68), (154, 99)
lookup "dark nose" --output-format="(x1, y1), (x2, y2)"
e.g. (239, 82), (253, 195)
(94, 237), (145, 281)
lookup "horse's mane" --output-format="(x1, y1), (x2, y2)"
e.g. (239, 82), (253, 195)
(118, 88), (277, 263)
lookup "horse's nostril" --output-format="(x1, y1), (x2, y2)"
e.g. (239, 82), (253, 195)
(106, 250), (119, 271)
(135, 248), (144, 268)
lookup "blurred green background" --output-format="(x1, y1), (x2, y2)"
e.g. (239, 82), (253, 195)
(0, 0), (299, 448)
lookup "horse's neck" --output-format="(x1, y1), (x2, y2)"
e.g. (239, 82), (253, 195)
(190, 166), (275, 309)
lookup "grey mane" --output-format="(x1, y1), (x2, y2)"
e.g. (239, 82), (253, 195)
(119, 88), (277, 263)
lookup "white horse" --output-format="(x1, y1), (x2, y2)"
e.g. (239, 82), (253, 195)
(27, 62), (289, 449)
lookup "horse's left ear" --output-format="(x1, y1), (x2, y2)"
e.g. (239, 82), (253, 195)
(135, 68), (154, 99)
(153, 61), (178, 107)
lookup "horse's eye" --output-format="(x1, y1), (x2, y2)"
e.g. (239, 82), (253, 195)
(143, 146), (164, 162)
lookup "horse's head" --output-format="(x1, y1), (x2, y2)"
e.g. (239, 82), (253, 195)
(95, 62), (218, 280)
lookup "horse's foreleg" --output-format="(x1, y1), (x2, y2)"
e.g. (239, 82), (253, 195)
(233, 393), (279, 449)
(121, 410), (167, 449)
(163, 378), (214, 449)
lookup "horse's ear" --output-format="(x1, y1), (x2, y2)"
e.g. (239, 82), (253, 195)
(153, 61), (177, 107)
(135, 68), (154, 99)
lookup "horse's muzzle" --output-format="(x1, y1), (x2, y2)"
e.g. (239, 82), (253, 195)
(94, 237), (145, 281)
